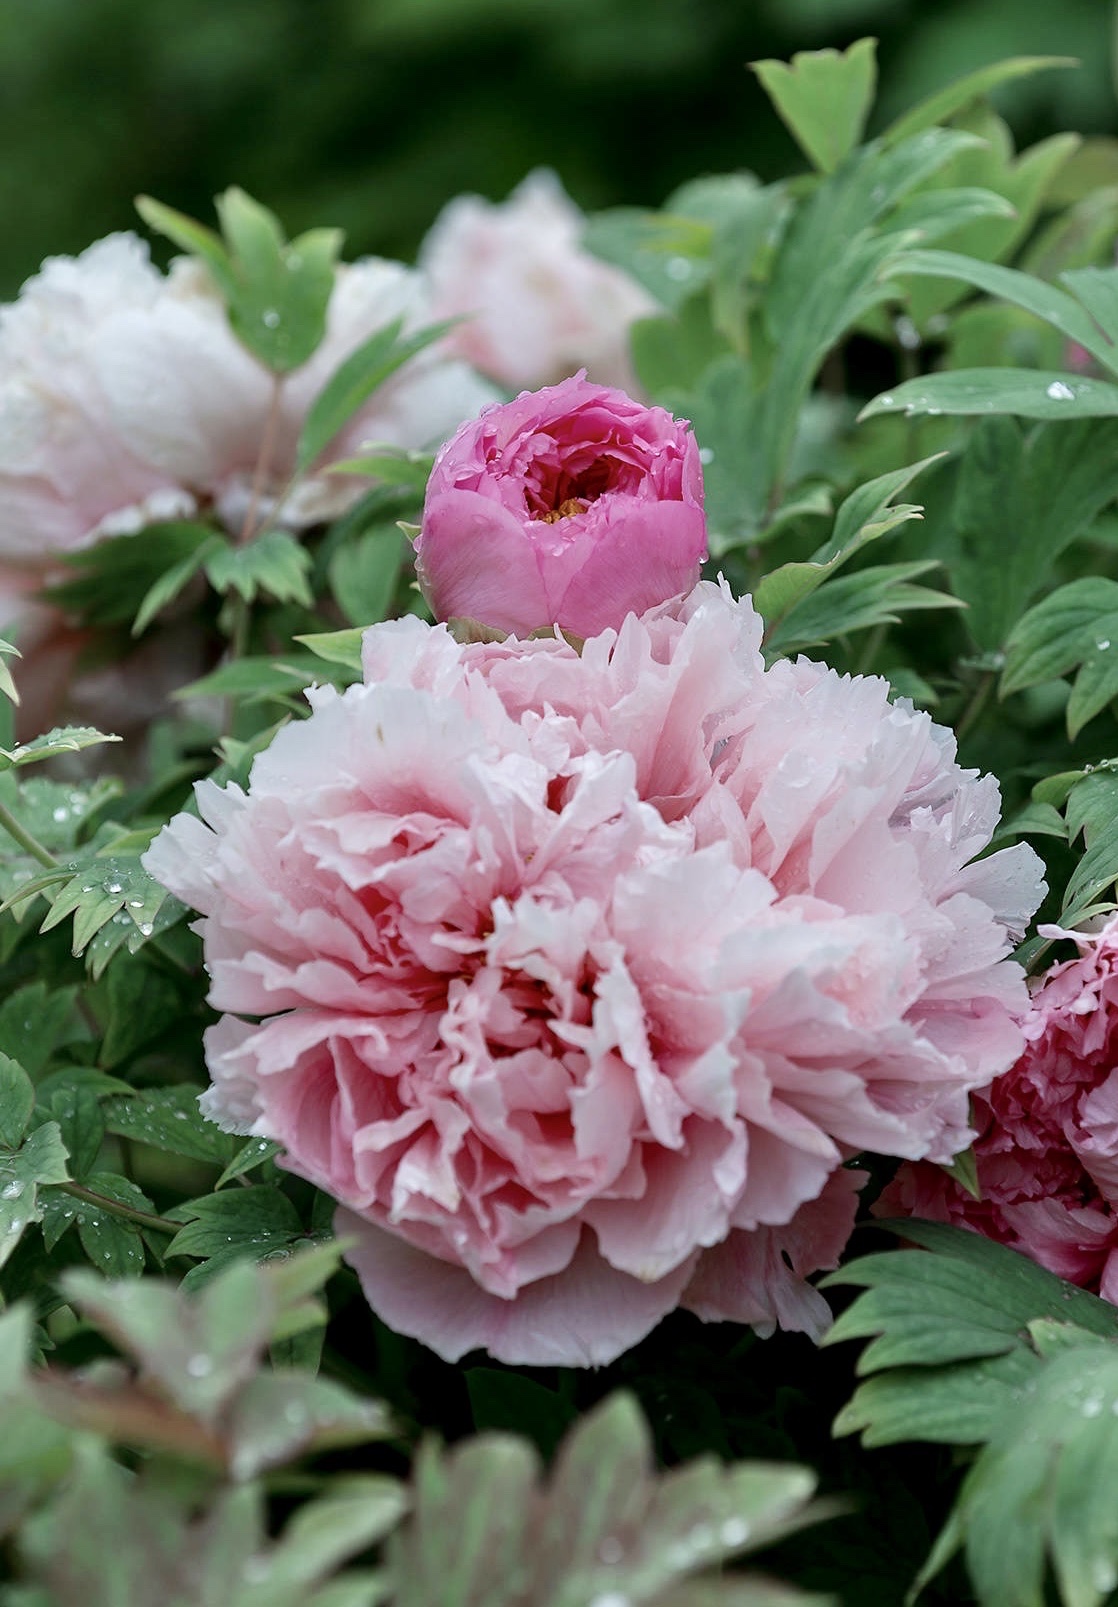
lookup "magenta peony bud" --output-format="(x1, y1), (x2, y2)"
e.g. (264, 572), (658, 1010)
(414, 373), (707, 638)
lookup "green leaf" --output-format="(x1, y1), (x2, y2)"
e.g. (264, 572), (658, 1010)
(754, 455), (941, 637)
(215, 189), (343, 374)
(751, 38), (877, 175)
(62, 1257), (277, 1422)
(1002, 578), (1118, 737)
(132, 528), (226, 636)
(295, 317), (454, 474)
(165, 1185), (303, 1272)
(101, 1086), (235, 1167)
(765, 561), (960, 657)
(325, 445), (434, 493)
(861, 367), (1118, 422)
(826, 1221), (1118, 1449)
(466, 1369), (575, 1460)
(880, 247), (1112, 366)
(925, 1342), (1118, 1607)
(294, 628), (366, 673)
(882, 56), (1078, 147)
(205, 529), (314, 607)
(328, 526), (407, 627)
(72, 1173), (151, 1278)
(226, 1375), (395, 1482)
(0, 1054), (34, 1149)
(136, 193), (236, 295)
(173, 653), (324, 706)
(42, 522), (219, 629)
(885, 185), (1017, 245)
(45, 1084), (104, 1180)
(0, 726), (121, 771)
(215, 1137), (281, 1190)
(1061, 265), (1118, 350)
(0, 1122), (70, 1270)
(38, 851), (184, 962)
(1063, 770), (1118, 924)
(943, 418), (1118, 650)
(0, 636), (20, 707)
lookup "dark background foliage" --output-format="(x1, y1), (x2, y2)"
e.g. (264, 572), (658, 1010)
(3, 0), (1114, 294)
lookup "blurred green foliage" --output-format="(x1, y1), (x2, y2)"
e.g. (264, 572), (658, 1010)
(0, 0), (1114, 294)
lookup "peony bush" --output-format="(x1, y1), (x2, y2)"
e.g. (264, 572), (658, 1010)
(6, 38), (1118, 1607)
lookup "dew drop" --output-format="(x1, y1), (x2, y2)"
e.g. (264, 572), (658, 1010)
(128, 898), (145, 909)
(1092, 1558), (1118, 1595)
(894, 315), (920, 351)
(665, 256), (693, 281)
(262, 308), (281, 328)
(283, 1400), (307, 1425)
(924, 406), (943, 416)
(102, 878), (124, 895)
(1098, 639), (1111, 652)
(877, 394), (894, 407)
(1, 1180), (24, 1200)
(1082, 1394), (1104, 1418)
(139, 923), (154, 938)
(597, 1538), (624, 1565)
(52, 806), (69, 823)
(186, 1353), (213, 1378)
(720, 1517), (751, 1546)
(589, 1594), (630, 1607)
(1046, 380), (1075, 402)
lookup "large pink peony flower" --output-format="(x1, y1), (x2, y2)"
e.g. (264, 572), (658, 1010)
(414, 374), (707, 638)
(145, 582), (1044, 1365)
(420, 169), (658, 393)
(881, 917), (1118, 1300)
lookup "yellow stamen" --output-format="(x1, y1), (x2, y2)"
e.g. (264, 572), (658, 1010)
(539, 497), (588, 524)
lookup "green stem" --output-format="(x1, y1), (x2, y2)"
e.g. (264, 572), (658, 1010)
(60, 1181), (177, 1237)
(955, 670), (995, 744)
(0, 796), (58, 868)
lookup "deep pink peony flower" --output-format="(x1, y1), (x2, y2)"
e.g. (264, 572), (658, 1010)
(413, 374), (707, 639)
(145, 583), (1044, 1366)
(881, 916), (1118, 1300)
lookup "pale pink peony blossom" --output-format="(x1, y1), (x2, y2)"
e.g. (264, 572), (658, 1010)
(881, 916), (1118, 1301)
(420, 169), (659, 392)
(414, 374), (706, 638)
(0, 232), (495, 736)
(145, 582), (1044, 1365)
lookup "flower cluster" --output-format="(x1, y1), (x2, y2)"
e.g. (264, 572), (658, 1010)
(882, 918), (1118, 1299)
(146, 576), (1043, 1366)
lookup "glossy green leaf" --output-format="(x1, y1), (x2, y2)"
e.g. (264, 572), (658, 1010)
(862, 368), (1118, 422)
(101, 1085), (235, 1166)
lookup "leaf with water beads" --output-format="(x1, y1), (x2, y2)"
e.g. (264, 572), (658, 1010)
(101, 1085), (237, 1167)
(165, 1185), (304, 1288)
(384, 1391), (831, 1607)
(0, 635), (19, 707)
(37, 851), (184, 964)
(0, 1122), (70, 1272)
(0, 725), (121, 771)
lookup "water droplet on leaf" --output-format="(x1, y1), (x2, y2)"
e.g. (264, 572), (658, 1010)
(1046, 380), (1075, 401)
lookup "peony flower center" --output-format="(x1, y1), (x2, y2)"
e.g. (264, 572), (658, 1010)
(538, 497), (588, 524)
